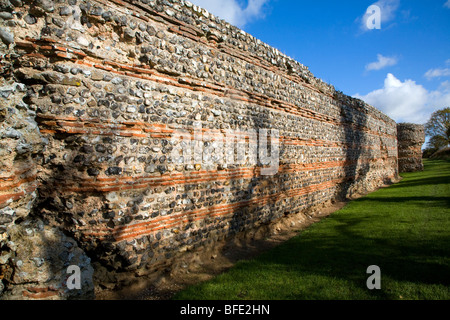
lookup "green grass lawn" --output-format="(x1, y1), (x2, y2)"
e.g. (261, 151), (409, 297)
(174, 160), (450, 300)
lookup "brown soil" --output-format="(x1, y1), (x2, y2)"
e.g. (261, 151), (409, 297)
(94, 199), (348, 300)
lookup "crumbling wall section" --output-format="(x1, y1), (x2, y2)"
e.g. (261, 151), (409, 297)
(1, 0), (400, 296)
(397, 123), (425, 173)
(0, 0), (94, 300)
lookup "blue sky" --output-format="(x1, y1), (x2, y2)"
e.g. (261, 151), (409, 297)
(190, 0), (450, 125)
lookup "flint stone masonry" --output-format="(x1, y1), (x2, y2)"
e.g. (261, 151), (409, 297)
(0, 0), (409, 298)
(0, 221), (94, 300)
(397, 123), (425, 173)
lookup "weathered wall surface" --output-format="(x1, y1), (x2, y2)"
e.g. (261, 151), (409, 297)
(0, 0), (95, 299)
(397, 123), (425, 172)
(1, 0), (400, 298)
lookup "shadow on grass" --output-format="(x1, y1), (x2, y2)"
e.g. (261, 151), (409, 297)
(174, 160), (450, 300)
(176, 207), (450, 299)
(353, 196), (450, 208)
(387, 176), (450, 190)
(236, 216), (450, 300)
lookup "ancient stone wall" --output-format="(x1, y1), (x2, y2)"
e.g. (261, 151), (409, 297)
(1, 0), (399, 298)
(397, 123), (425, 173)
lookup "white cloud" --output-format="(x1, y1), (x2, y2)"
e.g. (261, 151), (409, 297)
(366, 54), (398, 71)
(360, 0), (400, 31)
(354, 73), (450, 123)
(440, 80), (450, 92)
(444, 0), (450, 9)
(425, 68), (450, 80)
(189, 0), (269, 28)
